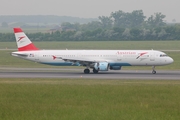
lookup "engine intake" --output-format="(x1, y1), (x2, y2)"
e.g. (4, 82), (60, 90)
(94, 62), (109, 71)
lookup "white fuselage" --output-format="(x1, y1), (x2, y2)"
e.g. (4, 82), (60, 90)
(12, 27), (174, 74)
(12, 50), (174, 67)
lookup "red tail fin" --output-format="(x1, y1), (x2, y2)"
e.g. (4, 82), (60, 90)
(14, 28), (39, 51)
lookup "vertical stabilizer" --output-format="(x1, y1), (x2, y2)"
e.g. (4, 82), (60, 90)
(14, 28), (39, 51)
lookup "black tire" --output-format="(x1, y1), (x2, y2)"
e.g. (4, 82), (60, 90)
(93, 68), (98, 74)
(152, 70), (156, 74)
(84, 69), (90, 74)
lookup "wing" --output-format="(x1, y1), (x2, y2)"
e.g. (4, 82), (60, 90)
(54, 56), (107, 66)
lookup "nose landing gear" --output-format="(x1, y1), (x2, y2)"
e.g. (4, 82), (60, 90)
(152, 66), (156, 74)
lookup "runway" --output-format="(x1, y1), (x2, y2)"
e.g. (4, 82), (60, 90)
(0, 68), (180, 80)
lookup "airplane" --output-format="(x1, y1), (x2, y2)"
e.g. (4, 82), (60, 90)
(11, 28), (174, 74)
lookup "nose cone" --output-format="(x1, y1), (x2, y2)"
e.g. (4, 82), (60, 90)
(167, 57), (174, 64)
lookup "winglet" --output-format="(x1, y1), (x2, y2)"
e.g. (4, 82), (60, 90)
(13, 28), (39, 51)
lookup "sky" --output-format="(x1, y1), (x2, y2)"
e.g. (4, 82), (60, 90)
(0, 0), (180, 22)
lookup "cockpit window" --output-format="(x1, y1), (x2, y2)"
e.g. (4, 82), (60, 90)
(160, 54), (168, 57)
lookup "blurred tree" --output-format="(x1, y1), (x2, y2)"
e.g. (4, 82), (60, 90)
(98, 16), (113, 29)
(129, 10), (146, 28)
(111, 10), (126, 27)
(61, 22), (74, 29)
(111, 10), (146, 28)
(122, 28), (132, 40)
(147, 13), (166, 27)
(81, 21), (102, 31)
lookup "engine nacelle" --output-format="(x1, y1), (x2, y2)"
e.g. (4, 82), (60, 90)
(94, 62), (109, 71)
(110, 66), (121, 70)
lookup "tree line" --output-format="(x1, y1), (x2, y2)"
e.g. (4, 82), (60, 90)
(1, 10), (180, 41)
(0, 15), (96, 24)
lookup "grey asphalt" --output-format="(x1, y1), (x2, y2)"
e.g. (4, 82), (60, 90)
(0, 68), (180, 80)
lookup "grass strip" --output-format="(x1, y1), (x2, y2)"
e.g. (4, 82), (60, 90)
(0, 78), (180, 120)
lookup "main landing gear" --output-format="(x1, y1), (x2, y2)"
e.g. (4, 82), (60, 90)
(152, 66), (156, 74)
(83, 68), (99, 74)
(84, 68), (90, 74)
(93, 68), (98, 74)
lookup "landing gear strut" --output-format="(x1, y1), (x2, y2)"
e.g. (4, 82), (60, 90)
(93, 68), (98, 74)
(84, 68), (90, 74)
(152, 66), (156, 74)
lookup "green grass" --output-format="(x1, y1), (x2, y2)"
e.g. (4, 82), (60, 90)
(0, 78), (180, 120)
(0, 41), (180, 50)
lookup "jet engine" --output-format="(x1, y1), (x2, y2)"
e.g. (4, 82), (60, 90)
(110, 66), (121, 70)
(94, 62), (109, 71)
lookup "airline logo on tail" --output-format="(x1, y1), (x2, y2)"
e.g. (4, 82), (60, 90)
(14, 28), (39, 51)
(18, 36), (25, 42)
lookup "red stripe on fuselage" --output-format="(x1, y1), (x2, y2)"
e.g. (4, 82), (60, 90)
(14, 28), (23, 33)
(18, 43), (39, 51)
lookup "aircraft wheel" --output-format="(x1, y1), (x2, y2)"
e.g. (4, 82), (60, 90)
(152, 66), (156, 74)
(93, 68), (98, 74)
(152, 70), (156, 74)
(84, 69), (90, 74)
